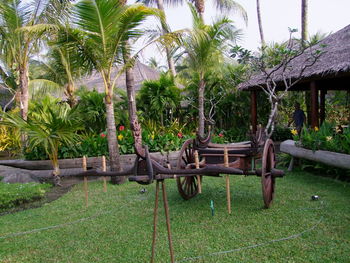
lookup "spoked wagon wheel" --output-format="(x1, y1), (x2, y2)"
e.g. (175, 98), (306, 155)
(176, 139), (200, 200)
(261, 139), (276, 208)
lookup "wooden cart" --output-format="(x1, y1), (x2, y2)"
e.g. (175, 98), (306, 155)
(77, 128), (284, 263)
(124, 127), (284, 208)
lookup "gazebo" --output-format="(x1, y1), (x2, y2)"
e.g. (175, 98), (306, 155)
(240, 24), (350, 132)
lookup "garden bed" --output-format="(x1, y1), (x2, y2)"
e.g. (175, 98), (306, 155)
(281, 140), (350, 170)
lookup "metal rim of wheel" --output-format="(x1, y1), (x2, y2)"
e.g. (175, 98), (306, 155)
(176, 139), (199, 200)
(261, 139), (276, 208)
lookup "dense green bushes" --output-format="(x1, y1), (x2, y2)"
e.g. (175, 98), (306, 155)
(24, 127), (193, 159)
(0, 182), (51, 212)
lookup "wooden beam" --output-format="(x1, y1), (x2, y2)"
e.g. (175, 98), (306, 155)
(250, 90), (257, 133)
(281, 140), (350, 170)
(320, 89), (326, 125)
(310, 81), (319, 128)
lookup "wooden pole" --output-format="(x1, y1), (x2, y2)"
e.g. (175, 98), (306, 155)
(83, 156), (88, 207)
(161, 181), (175, 263)
(224, 147), (231, 214)
(310, 81), (319, 128)
(320, 89), (326, 125)
(194, 150), (202, 194)
(251, 90), (258, 134)
(102, 156), (107, 192)
(150, 181), (160, 263)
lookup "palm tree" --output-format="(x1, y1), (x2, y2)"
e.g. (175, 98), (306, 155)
(175, 5), (241, 136)
(30, 41), (86, 107)
(140, 0), (247, 75)
(301, 0), (311, 125)
(0, 0), (70, 122)
(61, 0), (160, 174)
(256, 0), (265, 47)
(147, 57), (168, 71)
(192, 0), (247, 22)
(1, 96), (82, 186)
(301, 0), (308, 47)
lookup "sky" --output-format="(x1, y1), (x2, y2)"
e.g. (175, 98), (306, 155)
(135, 0), (350, 65)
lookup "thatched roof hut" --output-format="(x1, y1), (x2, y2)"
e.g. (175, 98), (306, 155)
(240, 24), (350, 130)
(240, 24), (350, 91)
(76, 61), (160, 93)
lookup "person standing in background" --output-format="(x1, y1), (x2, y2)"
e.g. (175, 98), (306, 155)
(290, 102), (306, 135)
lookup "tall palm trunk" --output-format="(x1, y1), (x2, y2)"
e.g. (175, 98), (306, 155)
(19, 63), (29, 121)
(301, 0), (308, 46)
(198, 75), (206, 137)
(301, 0), (311, 125)
(19, 63), (29, 150)
(105, 84), (122, 176)
(156, 0), (176, 76)
(256, 0), (265, 47)
(123, 49), (144, 156)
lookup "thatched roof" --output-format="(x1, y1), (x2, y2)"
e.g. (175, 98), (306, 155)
(240, 24), (350, 91)
(76, 61), (160, 93)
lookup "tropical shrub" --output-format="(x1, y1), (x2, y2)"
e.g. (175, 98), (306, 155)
(2, 96), (83, 185)
(0, 124), (21, 157)
(138, 73), (181, 126)
(75, 89), (129, 134)
(24, 125), (193, 159)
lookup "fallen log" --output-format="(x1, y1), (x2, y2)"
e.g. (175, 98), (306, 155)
(0, 151), (180, 170)
(280, 140), (350, 170)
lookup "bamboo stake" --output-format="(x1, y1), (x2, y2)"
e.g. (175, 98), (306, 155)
(194, 150), (202, 194)
(83, 156), (88, 208)
(150, 181), (160, 263)
(161, 181), (175, 263)
(224, 147), (231, 214)
(102, 156), (107, 192)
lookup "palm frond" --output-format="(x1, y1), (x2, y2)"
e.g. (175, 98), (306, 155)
(18, 23), (59, 37)
(29, 79), (63, 99)
(214, 0), (248, 24)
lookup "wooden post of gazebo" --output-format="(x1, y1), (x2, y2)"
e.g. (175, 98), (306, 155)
(320, 88), (326, 125)
(310, 81), (319, 128)
(250, 90), (257, 133)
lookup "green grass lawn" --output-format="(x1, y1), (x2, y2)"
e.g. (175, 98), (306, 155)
(0, 169), (349, 263)
(0, 181), (51, 213)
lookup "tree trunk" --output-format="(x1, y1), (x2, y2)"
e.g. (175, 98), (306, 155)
(19, 64), (29, 121)
(256, 0), (265, 47)
(52, 161), (61, 186)
(198, 76), (206, 137)
(51, 149), (62, 186)
(19, 63), (29, 151)
(123, 48), (144, 157)
(105, 91), (122, 184)
(156, 0), (176, 76)
(66, 82), (77, 107)
(301, 0), (308, 46)
(301, 0), (311, 125)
